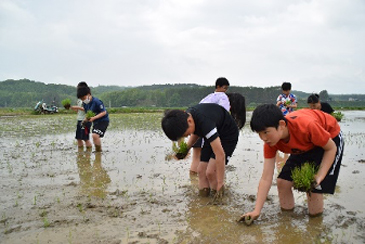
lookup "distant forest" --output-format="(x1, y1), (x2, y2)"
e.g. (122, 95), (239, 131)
(1, 79), (365, 109)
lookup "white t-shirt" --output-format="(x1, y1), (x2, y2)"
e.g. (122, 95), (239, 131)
(199, 92), (230, 111)
(76, 99), (86, 121)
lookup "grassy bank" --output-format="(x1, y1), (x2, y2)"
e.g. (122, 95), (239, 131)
(1, 106), (364, 117)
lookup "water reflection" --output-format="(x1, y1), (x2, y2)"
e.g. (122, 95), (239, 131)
(76, 149), (111, 198)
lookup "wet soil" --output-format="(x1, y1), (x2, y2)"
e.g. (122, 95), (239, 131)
(1, 111), (365, 244)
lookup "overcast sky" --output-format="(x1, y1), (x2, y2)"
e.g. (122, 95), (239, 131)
(1, 0), (364, 94)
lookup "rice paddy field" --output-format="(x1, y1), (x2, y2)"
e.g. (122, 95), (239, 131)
(0, 110), (364, 244)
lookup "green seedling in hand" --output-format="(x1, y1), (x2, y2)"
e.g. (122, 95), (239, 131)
(331, 111), (344, 122)
(61, 98), (72, 109)
(172, 140), (189, 159)
(86, 111), (96, 120)
(291, 162), (318, 193)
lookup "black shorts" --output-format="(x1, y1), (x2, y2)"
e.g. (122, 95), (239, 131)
(278, 132), (344, 194)
(75, 120), (91, 141)
(192, 137), (204, 148)
(200, 139), (238, 165)
(92, 121), (109, 138)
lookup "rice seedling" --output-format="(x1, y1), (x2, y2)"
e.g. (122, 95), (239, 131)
(291, 162), (318, 193)
(332, 111), (344, 122)
(86, 111), (96, 120)
(284, 99), (291, 106)
(172, 140), (189, 159)
(77, 203), (83, 212)
(61, 98), (72, 110)
(43, 217), (50, 228)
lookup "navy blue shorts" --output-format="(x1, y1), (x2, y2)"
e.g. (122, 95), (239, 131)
(278, 132), (344, 194)
(92, 121), (109, 138)
(75, 120), (91, 141)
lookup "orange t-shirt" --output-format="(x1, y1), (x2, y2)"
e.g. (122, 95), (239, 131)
(264, 109), (341, 158)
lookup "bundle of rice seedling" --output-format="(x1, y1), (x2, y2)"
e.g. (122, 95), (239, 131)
(61, 98), (71, 109)
(331, 111), (344, 122)
(291, 162), (318, 193)
(172, 140), (189, 159)
(86, 110), (96, 120)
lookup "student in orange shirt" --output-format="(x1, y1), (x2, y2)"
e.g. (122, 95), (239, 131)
(239, 104), (344, 221)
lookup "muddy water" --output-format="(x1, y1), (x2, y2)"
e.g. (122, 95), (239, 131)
(0, 111), (365, 244)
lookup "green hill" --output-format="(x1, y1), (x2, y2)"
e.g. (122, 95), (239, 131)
(1, 79), (364, 109)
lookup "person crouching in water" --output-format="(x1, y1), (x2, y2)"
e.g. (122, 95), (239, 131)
(162, 103), (240, 198)
(239, 104), (344, 221)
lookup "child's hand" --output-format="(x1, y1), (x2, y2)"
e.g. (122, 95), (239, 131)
(208, 186), (225, 205)
(237, 214), (254, 226)
(311, 176), (322, 191)
(237, 211), (259, 225)
(81, 119), (89, 127)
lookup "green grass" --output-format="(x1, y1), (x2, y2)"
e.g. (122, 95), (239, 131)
(291, 162), (318, 193)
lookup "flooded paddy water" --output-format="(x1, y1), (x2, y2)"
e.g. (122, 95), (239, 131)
(0, 111), (365, 244)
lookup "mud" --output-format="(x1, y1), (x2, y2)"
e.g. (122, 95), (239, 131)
(1, 111), (365, 244)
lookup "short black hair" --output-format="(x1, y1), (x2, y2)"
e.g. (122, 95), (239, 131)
(281, 82), (292, 91)
(77, 87), (90, 98)
(77, 81), (90, 97)
(161, 110), (189, 141)
(307, 93), (320, 104)
(250, 104), (285, 132)
(77, 81), (89, 88)
(215, 77), (230, 88)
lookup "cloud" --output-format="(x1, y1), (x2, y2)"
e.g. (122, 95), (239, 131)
(0, 0), (364, 93)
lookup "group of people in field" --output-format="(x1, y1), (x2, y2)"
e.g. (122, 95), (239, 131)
(71, 78), (344, 223)
(162, 79), (344, 222)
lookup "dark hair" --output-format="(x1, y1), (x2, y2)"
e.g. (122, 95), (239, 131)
(227, 92), (246, 129)
(250, 104), (285, 132)
(77, 81), (90, 97)
(161, 110), (189, 141)
(281, 82), (292, 91)
(77, 87), (91, 98)
(215, 77), (230, 88)
(77, 81), (89, 88)
(307, 93), (320, 104)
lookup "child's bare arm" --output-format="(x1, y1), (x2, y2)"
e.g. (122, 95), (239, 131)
(315, 138), (337, 184)
(210, 137), (225, 191)
(240, 157), (276, 220)
(70, 106), (84, 112)
(187, 134), (199, 150)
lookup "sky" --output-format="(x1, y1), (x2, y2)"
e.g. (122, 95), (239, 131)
(1, 0), (365, 94)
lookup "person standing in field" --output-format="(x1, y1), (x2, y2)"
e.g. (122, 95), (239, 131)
(275, 82), (297, 170)
(276, 82), (297, 116)
(69, 82), (92, 150)
(77, 86), (109, 152)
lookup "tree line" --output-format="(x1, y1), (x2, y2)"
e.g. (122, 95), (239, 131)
(1, 79), (365, 109)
